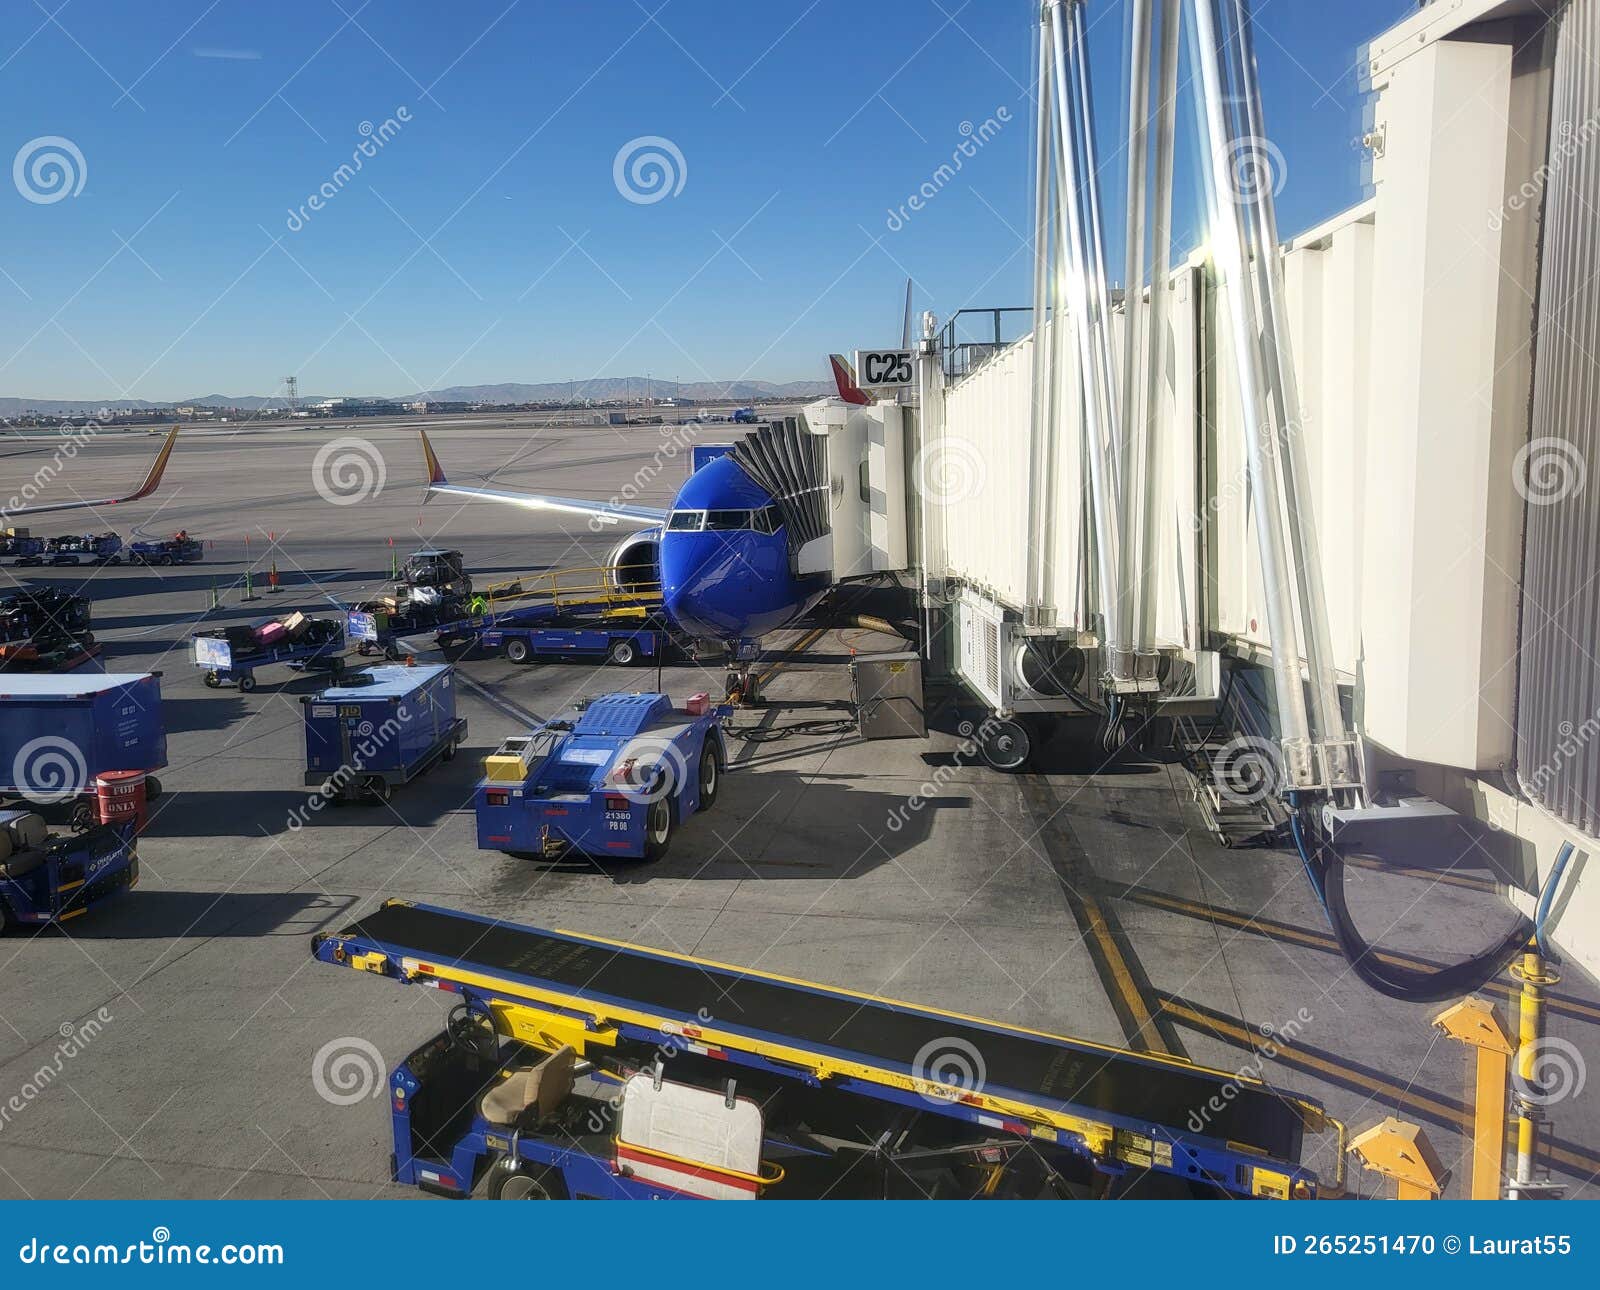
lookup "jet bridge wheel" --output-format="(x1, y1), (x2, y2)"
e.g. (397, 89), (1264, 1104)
(978, 719), (1032, 772)
(488, 1162), (565, 1200)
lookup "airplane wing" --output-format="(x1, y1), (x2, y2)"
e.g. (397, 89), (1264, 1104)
(418, 430), (665, 528)
(3, 425), (180, 519)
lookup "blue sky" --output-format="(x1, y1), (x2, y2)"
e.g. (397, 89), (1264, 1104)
(0, 0), (1410, 401)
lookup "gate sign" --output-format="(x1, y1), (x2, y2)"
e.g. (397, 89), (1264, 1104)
(854, 349), (915, 388)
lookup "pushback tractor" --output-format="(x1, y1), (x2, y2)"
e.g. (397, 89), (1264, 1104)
(313, 901), (1337, 1200)
(476, 691), (724, 862)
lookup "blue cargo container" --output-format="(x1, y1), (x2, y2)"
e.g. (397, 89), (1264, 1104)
(0, 673), (167, 799)
(301, 664), (467, 804)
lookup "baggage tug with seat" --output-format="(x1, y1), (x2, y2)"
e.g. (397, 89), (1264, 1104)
(0, 811), (139, 932)
(313, 901), (1337, 1199)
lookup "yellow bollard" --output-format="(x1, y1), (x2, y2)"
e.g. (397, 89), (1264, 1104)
(1509, 945), (1562, 1197)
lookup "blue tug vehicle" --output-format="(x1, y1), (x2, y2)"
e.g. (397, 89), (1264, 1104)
(476, 692), (725, 862)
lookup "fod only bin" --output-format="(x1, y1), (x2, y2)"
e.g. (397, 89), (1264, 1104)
(301, 664), (467, 806)
(0, 672), (167, 830)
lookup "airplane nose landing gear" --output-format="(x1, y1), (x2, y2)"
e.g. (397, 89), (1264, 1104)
(723, 639), (763, 707)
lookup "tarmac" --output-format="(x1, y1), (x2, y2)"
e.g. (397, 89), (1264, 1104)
(1, 418), (1597, 1199)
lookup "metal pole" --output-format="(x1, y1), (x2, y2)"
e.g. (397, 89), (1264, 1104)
(1135, 0), (1182, 671)
(1113, 0), (1154, 685)
(1188, 0), (1313, 769)
(1227, 0), (1348, 775)
(1049, 0), (1121, 652)
(1070, 0), (1123, 445)
(1027, 12), (1057, 622)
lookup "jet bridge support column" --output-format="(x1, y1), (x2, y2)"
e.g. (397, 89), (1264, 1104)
(1044, 0), (1124, 673)
(1184, 0), (1331, 787)
(1117, 0), (1182, 694)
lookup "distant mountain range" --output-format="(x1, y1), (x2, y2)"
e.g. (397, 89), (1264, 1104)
(0, 376), (832, 418)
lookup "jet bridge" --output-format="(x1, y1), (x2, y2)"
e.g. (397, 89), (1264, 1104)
(900, 0), (1597, 983)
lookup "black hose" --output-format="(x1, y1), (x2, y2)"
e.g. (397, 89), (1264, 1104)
(727, 719), (856, 744)
(1291, 807), (1531, 1003)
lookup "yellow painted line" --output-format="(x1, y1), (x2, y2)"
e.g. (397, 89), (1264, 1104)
(1469, 1046), (1510, 1200)
(755, 624), (828, 686)
(1342, 854), (1495, 894)
(1124, 886), (1600, 1026)
(1082, 890), (1171, 1056)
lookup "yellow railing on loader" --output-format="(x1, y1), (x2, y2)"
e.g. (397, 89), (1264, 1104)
(468, 565), (662, 620)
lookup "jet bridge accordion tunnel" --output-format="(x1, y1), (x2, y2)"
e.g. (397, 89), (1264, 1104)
(910, 0), (1599, 989)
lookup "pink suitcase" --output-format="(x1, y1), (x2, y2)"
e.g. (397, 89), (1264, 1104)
(256, 621), (288, 646)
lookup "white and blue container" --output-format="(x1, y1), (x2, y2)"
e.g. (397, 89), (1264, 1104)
(302, 664), (465, 802)
(0, 673), (166, 793)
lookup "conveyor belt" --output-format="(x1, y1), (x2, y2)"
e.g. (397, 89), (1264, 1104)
(320, 902), (1315, 1163)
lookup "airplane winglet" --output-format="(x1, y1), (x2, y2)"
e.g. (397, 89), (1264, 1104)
(829, 353), (872, 407)
(419, 429), (447, 493)
(121, 425), (179, 503)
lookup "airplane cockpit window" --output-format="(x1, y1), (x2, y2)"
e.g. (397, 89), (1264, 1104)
(752, 506), (781, 534)
(703, 509), (754, 531)
(666, 510), (705, 531)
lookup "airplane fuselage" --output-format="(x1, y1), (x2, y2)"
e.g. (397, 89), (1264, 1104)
(656, 454), (829, 642)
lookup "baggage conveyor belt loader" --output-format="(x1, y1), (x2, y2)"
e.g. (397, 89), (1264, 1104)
(313, 901), (1339, 1200)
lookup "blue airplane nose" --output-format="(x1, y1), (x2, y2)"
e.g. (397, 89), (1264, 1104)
(659, 530), (816, 643)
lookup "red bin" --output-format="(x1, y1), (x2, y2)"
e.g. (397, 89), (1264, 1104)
(95, 770), (148, 833)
